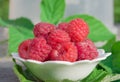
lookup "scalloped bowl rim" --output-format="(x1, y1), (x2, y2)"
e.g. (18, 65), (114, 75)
(12, 49), (111, 65)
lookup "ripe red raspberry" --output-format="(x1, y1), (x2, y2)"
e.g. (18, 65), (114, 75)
(18, 39), (32, 59)
(47, 29), (71, 48)
(49, 42), (78, 62)
(33, 22), (55, 38)
(57, 22), (68, 31)
(76, 39), (98, 60)
(67, 18), (89, 42)
(28, 37), (52, 62)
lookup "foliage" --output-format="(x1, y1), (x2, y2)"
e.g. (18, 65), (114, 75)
(40, 0), (65, 24)
(62, 15), (115, 42)
(0, 0), (9, 20)
(114, 0), (120, 23)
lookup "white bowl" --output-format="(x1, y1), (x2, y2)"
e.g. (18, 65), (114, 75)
(12, 49), (111, 82)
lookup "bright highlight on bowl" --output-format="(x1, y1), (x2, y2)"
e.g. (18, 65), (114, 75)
(12, 49), (111, 81)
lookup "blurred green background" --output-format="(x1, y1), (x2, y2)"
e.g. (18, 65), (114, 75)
(114, 0), (120, 23)
(0, 0), (9, 20)
(0, 0), (120, 23)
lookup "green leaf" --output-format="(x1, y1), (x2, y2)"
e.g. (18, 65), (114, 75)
(98, 63), (112, 74)
(40, 0), (65, 24)
(101, 55), (113, 72)
(81, 68), (107, 82)
(112, 41), (120, 73)
(0, 17), (34, 30)
(13, 63), (33, 82)
(0, 17), (8, 27)
(101, 36), (116, 52)
(9, 25), (33, 54)
(102, 74), (120, 82)
(100, 37), (116, 71)
(62, 14), (115, 42)
(13, 59), (42, 82)
(101, 41), (120, 74)
(0, 17), (34, 54)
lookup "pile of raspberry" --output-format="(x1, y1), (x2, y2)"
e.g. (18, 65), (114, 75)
(18, 18), (98, 62)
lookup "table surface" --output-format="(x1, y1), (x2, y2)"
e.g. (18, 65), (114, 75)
(0, 57), (19, 82)
(0, 27), (19, 82)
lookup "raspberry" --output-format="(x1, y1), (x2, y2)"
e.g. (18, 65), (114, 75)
(18, 39), (32, 59)
(47, 29), (71, 48)
(67, 18), (89, 42)
(76, 39), (98, 60)
(28, 37), (52, 62)
(33, 22), (55, 38)
(57, 22), (68, 31)
(49, 42), (78, 62)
